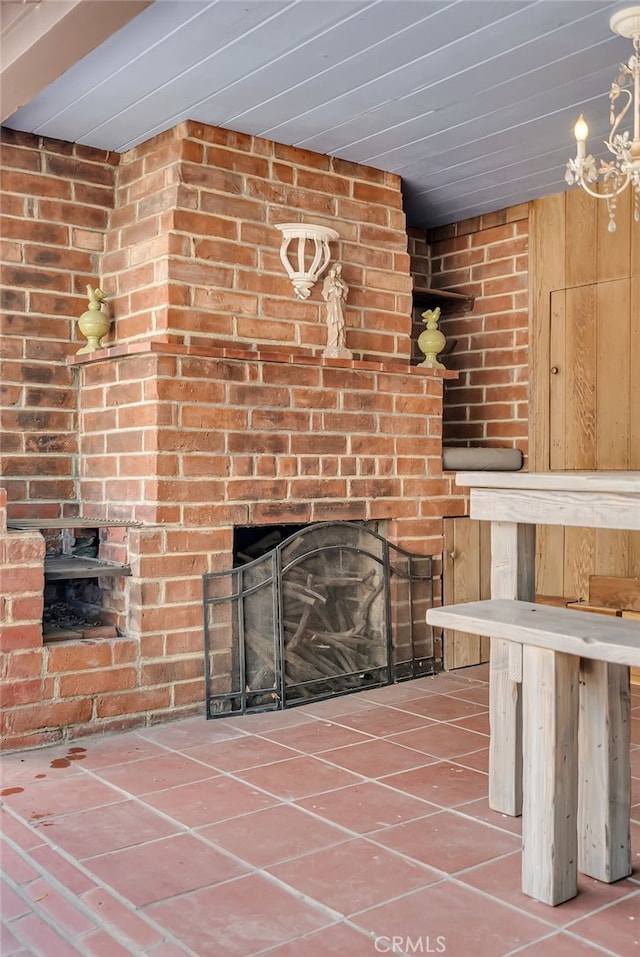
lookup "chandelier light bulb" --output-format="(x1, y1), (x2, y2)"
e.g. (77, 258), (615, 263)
(565, 6), (640, 231)
(573, 114), (589, 158)
(573, 114), (589, 141)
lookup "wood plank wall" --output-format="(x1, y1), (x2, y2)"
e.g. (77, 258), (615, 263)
(443, 517), (491, 669)
(530, 188), (640, 680)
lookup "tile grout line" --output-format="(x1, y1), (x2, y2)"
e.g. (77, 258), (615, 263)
(4, 768), (441, 947)
(4, 762), (483, 947)
(0, 822), (198, 957)
(504, 925), (624, 957)
(2, 666), (637, 957)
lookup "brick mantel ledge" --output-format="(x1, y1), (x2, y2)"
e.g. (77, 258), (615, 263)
(67, 340), (459, 379)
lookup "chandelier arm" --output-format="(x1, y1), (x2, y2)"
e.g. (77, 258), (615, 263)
(575, 171), (631, 199)
(607, 87), (633, 149)
(635, 38), (640, 142)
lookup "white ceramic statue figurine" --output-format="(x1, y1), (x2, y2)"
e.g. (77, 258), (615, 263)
(321, 263), (352, 359)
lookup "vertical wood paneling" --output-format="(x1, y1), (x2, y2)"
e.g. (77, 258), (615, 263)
(447, 517), (481, 669)
(563, 526), (596, 600)
(531, 188), (637, 611)
(631, 208), (640, 471)
(535, 525), (566, 596)
(565, 189), (597, 287)
(549, 289), (566, 471)
(595, 529), (629, 578)
(565, 285), (597, 469)
(630, 213), (640, 579)
(596, 279), (630, 468)
(443, 517), (490, 670)
(530, 193), (565, 470)
(595, 277), (631, 577)
(597, 184), (632, 282)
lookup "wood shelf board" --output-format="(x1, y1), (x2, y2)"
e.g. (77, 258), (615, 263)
(413, 286), (472, 302)
(44, 556), (131, 580)
(413, 286), (474, 308)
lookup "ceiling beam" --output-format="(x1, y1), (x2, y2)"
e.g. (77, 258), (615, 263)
(0, 0), (153, 123)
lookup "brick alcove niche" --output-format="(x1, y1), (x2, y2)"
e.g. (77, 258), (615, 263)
(0, 120), (464, 751)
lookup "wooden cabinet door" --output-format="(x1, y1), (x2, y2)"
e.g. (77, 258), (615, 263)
(443, 517), (490, 670)
(537, 277), (640, 600)
(549, 279), (632, 471)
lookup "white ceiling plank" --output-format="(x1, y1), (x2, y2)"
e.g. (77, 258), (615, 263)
(84, 1), (370, 151)
(356, 61), (616, 172)
(397, 107), (608, 187)
(1, 0), (627, 228)
(407, 140), (575, 197)
(223, 1), (455, 133)
(256, 0), (532, 143)
(399, 126), (612, 225)
(296, 18), (621, 156)
(24, 0), (294, 143)
(2, 0), (205, 129)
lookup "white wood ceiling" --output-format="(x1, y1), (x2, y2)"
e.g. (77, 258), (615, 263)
(2, 0), (628, 227)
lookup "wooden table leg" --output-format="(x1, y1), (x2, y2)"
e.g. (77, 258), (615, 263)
(578, 660), (632, 883)
(488, 521), (535, 816)
(489, 637), (522, 815)
(522, 644), (580, 905)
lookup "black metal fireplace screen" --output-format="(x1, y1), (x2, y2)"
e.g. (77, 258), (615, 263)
(203, 521), (439, 717)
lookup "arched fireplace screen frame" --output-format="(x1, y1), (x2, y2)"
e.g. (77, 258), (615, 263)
(203, 521), (439, 717)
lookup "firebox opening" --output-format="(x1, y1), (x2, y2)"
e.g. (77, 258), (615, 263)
(205, 521), (440, 717)
(233, 524), (308, 566)
(43, 577), (112, 642)
(42, 525), (123, 643)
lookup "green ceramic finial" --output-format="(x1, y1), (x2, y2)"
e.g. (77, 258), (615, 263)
(417, 307), (446, 369)
(86, 284), (108, 309)
(77, 284), (110, 354)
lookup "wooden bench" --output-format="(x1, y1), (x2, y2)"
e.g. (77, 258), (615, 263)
(426, 599), (639, 906)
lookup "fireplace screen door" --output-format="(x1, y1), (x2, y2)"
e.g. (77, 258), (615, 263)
(203, 522), (438, 717)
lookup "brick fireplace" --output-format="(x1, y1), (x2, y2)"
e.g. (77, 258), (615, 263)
(0, 120), (465, 750)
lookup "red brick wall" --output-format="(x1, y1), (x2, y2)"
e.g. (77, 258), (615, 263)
(75, 345), (449, 535)
(0, 489), (44, 653)
(0, 130), (117, 516)
(0, 118), (531, 751)
(0, 121), (458, 750)
(427, 206), (529, 456)
(408, 226), (432, 288)
(102, 120), (413, 362)
(1, 121), (414, 521)
(0, 351), (451, 750)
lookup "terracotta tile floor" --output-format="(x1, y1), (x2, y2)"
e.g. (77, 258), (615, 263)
(1, 664), (639, 957)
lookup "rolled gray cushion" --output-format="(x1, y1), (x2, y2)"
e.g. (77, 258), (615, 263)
(442, 447), (523, 472)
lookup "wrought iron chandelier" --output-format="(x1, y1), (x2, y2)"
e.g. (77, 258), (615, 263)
(565, 6), (640, 231)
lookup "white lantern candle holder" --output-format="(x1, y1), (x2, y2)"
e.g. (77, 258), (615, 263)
(274, 223), (339, 299)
